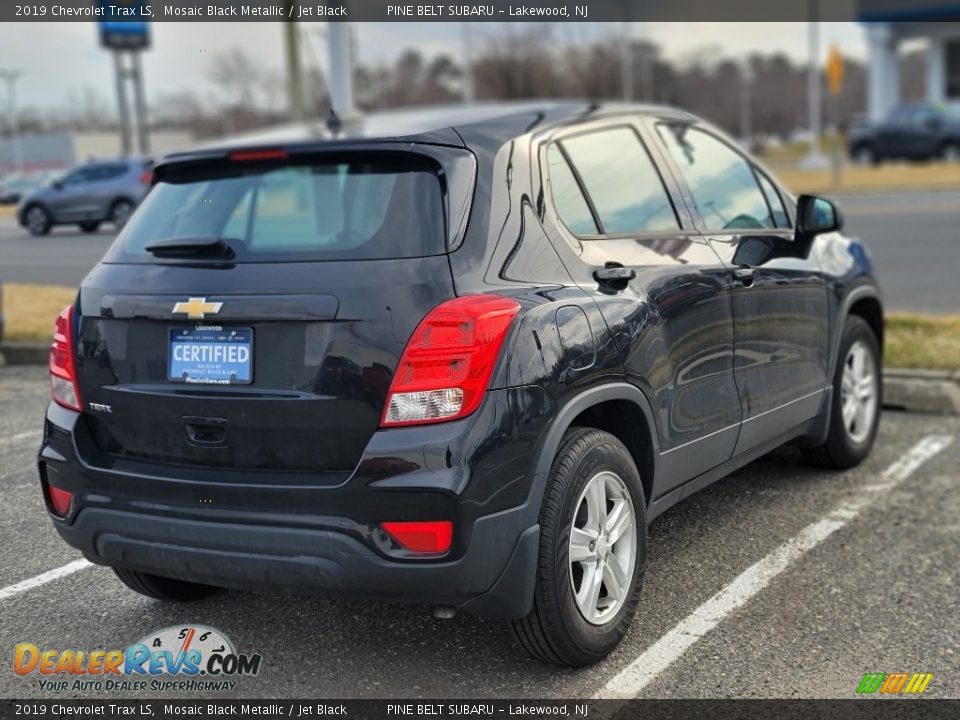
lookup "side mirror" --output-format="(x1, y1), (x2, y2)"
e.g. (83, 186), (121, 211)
(52, 181), (63, 191)
(796, 195), (842, 237)
(926, 115), (944, 131)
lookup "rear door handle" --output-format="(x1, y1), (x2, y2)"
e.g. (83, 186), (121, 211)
(594, 267), (637, 282)
(593, 265), (636, 295)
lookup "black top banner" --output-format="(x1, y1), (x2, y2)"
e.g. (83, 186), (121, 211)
(6, 0), (865, 23)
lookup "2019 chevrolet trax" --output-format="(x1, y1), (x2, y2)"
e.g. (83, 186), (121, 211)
(39, 103), (883, 666)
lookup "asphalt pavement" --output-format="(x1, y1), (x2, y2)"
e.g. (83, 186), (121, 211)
(834, 189), (960, 315)
(0, 365), (957, 699)
(1, 187), (957, 313)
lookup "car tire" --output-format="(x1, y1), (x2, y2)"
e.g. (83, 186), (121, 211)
(78, 221), (100, 233)
(24, 205), (52, 236)
(941, 143), (960, 163)
(112, 567), (219, 602)
(803, 315), (881, 470)
(110, 199), (135, 230)
(510, 427), (647, 667)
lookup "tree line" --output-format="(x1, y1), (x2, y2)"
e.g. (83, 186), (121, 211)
(3, 26), (929, 143)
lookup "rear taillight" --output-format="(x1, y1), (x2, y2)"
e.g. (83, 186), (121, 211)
(50, 305), (82, 411)
(380, 295), (520, 427)
(381, 521), (453, 554)
(47, 486), (73, 517)
(138, 169), (153, 184)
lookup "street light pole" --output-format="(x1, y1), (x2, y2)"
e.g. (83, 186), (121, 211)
(461, 22), (475, 103)
(0, 69), (24, 174)
(283, 19), (306, 122)
(621, 22), (635, 102)
(112, 53), (133, 156)
(803, 0), (826, 168)
(740, 60), (753, 147)
(327, 21), (355, 116)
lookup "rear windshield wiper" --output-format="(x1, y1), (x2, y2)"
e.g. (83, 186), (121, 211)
(144, 236), (235, 258)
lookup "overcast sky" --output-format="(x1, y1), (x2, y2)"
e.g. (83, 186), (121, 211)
(1, 22), (868, 114)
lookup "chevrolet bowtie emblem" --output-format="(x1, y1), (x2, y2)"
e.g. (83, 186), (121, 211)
(172, 297), (223, 320)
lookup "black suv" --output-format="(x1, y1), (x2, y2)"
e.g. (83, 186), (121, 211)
(848, 102), (960, 164)
(39, 103), (883, 667)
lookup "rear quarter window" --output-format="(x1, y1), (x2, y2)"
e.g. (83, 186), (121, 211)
(105, 156), (446, 263)
(550, 126), (680, 236)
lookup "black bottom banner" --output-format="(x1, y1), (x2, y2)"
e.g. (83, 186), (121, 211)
(2, 700), (959, 720)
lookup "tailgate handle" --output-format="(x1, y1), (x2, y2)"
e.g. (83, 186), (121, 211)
(182, 417), (229, 448)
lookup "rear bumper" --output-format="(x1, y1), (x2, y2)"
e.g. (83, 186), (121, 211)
(39, 387), (552, 619)
(56, 507), (539, 619)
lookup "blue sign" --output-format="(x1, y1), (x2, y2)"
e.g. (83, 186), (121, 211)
(98, 1), (151, 50)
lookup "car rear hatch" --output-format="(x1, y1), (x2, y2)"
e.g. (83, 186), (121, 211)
(73, 143), (475, 483)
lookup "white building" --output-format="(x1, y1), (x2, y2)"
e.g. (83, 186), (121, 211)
(0, 130), (194, 174)
(861, 2), (960, 120)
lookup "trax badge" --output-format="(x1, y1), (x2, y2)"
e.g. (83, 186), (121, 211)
(172, 297), (223, 320)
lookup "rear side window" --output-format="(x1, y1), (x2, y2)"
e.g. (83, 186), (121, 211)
(553, 127), (679, 235)
(656, 124), (775, 232)
(107, 157), (445, 263)
(547, 145), (598, 235)
(91, 164), (128, 181)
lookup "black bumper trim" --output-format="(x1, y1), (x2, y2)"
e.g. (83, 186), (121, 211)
(56, 506), (539, 619)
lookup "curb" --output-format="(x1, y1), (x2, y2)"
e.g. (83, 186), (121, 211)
(883, 369), (960, 416)
(0, 342), (48, 367)
(1, 345), (958, 416)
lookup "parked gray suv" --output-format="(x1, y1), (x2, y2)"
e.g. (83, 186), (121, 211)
(17, 158), (152, 236)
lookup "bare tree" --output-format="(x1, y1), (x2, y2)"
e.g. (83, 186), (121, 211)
(473, 26), (561, 99)
(209, 47), (265, 133)
(210, 47), (262, 107)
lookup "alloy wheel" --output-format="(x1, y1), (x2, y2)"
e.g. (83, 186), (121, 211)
(840, 339), (878, 445)
(568, 470), (637, 625)
(112, 201), (134, 228)
(27, 207), (48, 234)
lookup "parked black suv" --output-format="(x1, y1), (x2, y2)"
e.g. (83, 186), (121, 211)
(39, 103), (883, 667)
(848, 102), (960, 164)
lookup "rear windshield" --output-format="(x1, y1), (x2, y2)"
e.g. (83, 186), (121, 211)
(105, 156), (446, 263)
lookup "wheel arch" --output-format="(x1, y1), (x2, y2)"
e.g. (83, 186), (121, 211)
(110, 195), (136, 212)
(19, 200), (49, 222)
(848, 295), (884, 349)
(529, 384), (660, 520)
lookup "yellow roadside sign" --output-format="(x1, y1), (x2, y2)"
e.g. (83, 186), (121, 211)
(827, 43), (844, 96)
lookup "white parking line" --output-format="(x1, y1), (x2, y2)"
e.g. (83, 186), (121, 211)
(0, 559), (92, 603)
(0, 430), (42, 447)
(598, 434), (954, 699)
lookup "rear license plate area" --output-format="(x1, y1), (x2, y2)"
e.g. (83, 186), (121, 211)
(169, 327), (253, 385)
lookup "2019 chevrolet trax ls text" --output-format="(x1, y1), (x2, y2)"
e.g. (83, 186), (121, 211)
(38, 103), (883, 667)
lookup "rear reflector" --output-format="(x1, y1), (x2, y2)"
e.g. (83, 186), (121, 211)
(228, 149), (288, 162)
(47, 486), (73, 517)
(50, 305), (82, 411)
(380, 295), (520, 427)
(381, 521), (453, 554)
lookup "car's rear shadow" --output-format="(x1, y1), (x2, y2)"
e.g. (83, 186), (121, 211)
(67, 438), (896, 699)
